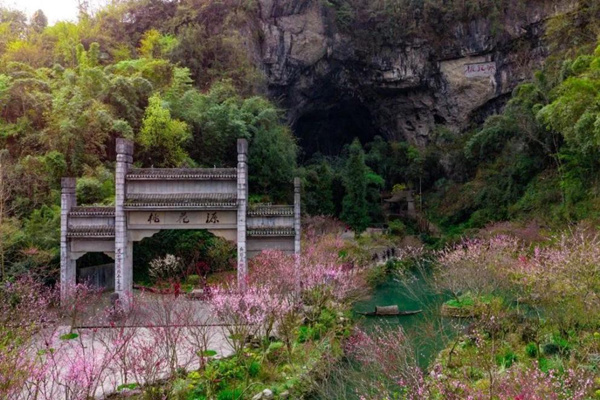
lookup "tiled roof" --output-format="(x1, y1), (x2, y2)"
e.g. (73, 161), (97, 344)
(127, 168), (237, 180)
(384, 190), (413, 203)
(125, 193), (237, 208)
(67, 225), (115, 238)
(247, 205), (294, 217)
(247, 227), (295, 237)
(69, 207), (115, 217)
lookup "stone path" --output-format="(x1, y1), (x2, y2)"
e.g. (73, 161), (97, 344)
(19, 293), (233, 400)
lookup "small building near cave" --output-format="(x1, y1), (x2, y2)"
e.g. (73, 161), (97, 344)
(384, 189), (416, 219)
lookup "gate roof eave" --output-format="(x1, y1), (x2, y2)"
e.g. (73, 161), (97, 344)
(126, 167), (237, 180)
(123, 205), (239, 211)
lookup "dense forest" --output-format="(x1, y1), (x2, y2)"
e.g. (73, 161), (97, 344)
(0, 0), (599, 276)
(0, 0), (299, 280)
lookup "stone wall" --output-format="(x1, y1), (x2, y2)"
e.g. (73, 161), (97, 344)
(78, 263), (115, 290)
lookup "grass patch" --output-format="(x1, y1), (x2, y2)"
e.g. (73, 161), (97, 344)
(444, 292), (497, 308)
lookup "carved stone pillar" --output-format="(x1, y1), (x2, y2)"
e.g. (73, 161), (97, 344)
(115, 139), (134, 305)
(294, 177), (301, 292)
(294, 177), (301, 256)
(60, 177), (77, 303)
(237, 138), (248, 291)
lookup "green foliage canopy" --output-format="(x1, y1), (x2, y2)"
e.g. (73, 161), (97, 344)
(137, 94), (191, 167)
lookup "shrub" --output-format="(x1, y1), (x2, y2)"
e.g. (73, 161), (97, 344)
(311, 323), (325, 340)
(467, 366), (485, 380)
(537, 356), (566, 374)
(543, 343), (561, 356)
(496, 350), (518, 368)
(552, 333), (572, 355)
(216, 387), (243, 400)
(206, 238), (235, 273)
(217, 358), (245, 380)
(148, 254), (182, 281)
(248, 360), (261, 377)
(297, 326), (311, 343)
(76, 176), (104, 205)
(187, 274), (201, 286)
(296, 324), (324, 342)
(318, 308), (336, 328)
(266, 341), (285, 363)
(526, 342), (539, 358)
(388, 220), (406, 236)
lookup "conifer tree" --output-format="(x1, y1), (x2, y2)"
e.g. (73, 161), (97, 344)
(341, 138), (370, 235)
(304, 161), (335, 216)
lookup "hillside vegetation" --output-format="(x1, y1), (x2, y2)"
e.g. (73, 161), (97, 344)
(427, 0), (600, 235)
(0, 1), (298, 280)
(0, 0), (599, 275)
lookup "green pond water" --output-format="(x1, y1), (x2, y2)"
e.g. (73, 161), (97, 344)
(310, 271), (458, 399)
(353, 271), (452, 368)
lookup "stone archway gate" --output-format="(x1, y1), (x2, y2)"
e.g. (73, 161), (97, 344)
(60, 138), (300, 303)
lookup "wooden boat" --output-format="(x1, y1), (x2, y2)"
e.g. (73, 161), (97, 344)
(357, 305), (423, 317)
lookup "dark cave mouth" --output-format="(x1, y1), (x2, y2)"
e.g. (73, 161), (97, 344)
(293, 100), (382, 160)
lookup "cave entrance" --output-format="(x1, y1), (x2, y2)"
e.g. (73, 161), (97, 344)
(294, 100), (380, 160)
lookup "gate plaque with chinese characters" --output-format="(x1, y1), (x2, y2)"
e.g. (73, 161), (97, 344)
(128, 210), (237, 230)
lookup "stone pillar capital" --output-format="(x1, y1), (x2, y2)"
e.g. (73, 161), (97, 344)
(237, 138), (248, 155)
(61, 177), (76, 191)
(116, 138), (134, 156)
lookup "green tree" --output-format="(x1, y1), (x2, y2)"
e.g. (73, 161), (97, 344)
(537, 52), (600, 154)
(302, 160), (335, 216)
(248, 123), (297, 201)
(139, 29), (178, 59)
(365, 167), (385, 223)
(0, 7), (28, 54)
(341, 138), (370, 235)
(0, 150), (14, 280)
(170, 81), (297, 201)
(137, 94), (190, 167)
(16, 204), (60, 274)
(171, 82), (249, 167)
(44, 21), (82, 67)
(76, 166), (115, 205)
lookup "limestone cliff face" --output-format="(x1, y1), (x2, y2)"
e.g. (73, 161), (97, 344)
(250, 0), (575, 149)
